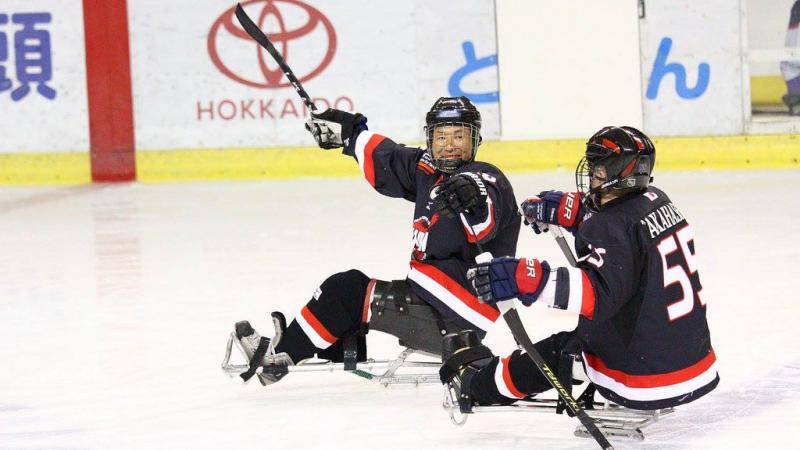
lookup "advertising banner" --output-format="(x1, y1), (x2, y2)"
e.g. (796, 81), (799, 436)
(0, 0), (89, 153)
(639, 0), (744, 136)
(496, 0), (643, 140)
(128, 0), (500, 150)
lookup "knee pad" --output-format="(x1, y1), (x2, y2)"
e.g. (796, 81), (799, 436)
(312, 269), (372, 319)
(319, 269), (370, 300)
(313, 270), (371, 364)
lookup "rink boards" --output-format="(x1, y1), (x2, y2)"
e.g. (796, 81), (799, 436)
(0, 0), (798, 184)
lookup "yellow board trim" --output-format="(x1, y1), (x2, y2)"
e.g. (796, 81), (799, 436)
(1, 134), (798, 185)
(751, 76), (787, 106)
(0, 152), (91, 185)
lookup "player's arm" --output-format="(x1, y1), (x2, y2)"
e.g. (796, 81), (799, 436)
(467, 235), (639, 322)
(432, 169), (510, 244)
(306, 108), (421, 200)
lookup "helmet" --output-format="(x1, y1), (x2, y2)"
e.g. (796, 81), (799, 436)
(424, 96), (482, 173)
(576, 126), (655, 211)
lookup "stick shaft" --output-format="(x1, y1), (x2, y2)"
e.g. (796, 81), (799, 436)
(500, 307), (613, 449)
(234, 3), (317, 111)
(461, 214), (612, 449)
(549, 226), (578, 267)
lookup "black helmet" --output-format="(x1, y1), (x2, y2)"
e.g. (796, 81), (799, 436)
(576, 126), (655, 211)
(424, 96), (482, 173)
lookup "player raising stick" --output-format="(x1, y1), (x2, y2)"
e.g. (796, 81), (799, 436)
(233, 97), (520, 386)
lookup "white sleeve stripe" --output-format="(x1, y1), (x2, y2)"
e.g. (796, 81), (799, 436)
(566, 266), (584, 314)
(459, 196), (494, 236)
(353, 130), (376, 179)
(538, 270), (559, 308)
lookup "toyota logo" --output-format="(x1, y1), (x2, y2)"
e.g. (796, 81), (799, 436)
(208, 0), (337, 89)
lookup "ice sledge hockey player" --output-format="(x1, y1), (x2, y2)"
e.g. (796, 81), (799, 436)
(233, 96), (520, 385)
(442, 126), (719, 411)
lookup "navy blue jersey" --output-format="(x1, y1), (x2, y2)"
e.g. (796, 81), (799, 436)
(548, 187), (718, 409)
(351, 131), (520, 333)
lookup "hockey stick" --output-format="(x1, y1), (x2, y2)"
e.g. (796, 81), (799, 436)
(548, 225), (578, 268)
(461, 214), (613, 450)
(234, 3), (317, 111)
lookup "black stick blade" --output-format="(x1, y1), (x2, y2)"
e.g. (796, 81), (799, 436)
(233, 3), (316, 111)
(234, 4), (273, 55)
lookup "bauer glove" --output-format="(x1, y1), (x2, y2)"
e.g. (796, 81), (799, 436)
(305, 108), (368, 151)
(520, 191), (583, 234)
(468, 257), (551, 305)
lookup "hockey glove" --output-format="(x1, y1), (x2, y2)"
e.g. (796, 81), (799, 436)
(520, 191), (583, 234)
(305, 108), (368, 151)
(433, 172), (488, 219)
(468, 257), (551, 306)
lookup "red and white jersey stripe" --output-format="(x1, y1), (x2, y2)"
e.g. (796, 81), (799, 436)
(353, 131), (386, 187)
(459, 196), (496, 243)
(295, 305), (337, 349)
(407, 261), (499, 332)
(562, 266), (596, 319)
(538, 266), (596, 319)
(583, 349), (718, 402)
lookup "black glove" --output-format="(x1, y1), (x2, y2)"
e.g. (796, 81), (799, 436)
(305, 108), (368, 150)
(433, 172), (487, 219)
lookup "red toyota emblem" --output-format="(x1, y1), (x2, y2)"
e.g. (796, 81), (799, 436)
(208, 0), (337, 89)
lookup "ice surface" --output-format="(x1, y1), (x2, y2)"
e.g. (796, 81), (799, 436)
(1, 170), (799, 449)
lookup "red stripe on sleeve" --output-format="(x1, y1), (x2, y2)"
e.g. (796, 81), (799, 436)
(301, 306), (337, 344)
(417, 161), (435, 174)
(501, 356), (526, 398)
(363, 134), (384, 187)
(580, 271), (596, 320)
(463, 199), (496, 243)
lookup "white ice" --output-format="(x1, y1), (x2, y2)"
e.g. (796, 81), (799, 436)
(1, 170), (799, 450)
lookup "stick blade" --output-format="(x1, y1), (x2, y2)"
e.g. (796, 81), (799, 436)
(234, 3), (271, 49)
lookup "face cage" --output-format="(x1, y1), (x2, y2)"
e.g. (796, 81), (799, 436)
(575, 157), (601, 212)
(425, 122), (481, 173)
(575, 157), (622, 212)
(576, 156), (651, 212)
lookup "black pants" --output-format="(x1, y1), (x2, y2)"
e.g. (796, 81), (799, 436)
(275, 269), (464, 363)
(470, 331), (580, 405)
